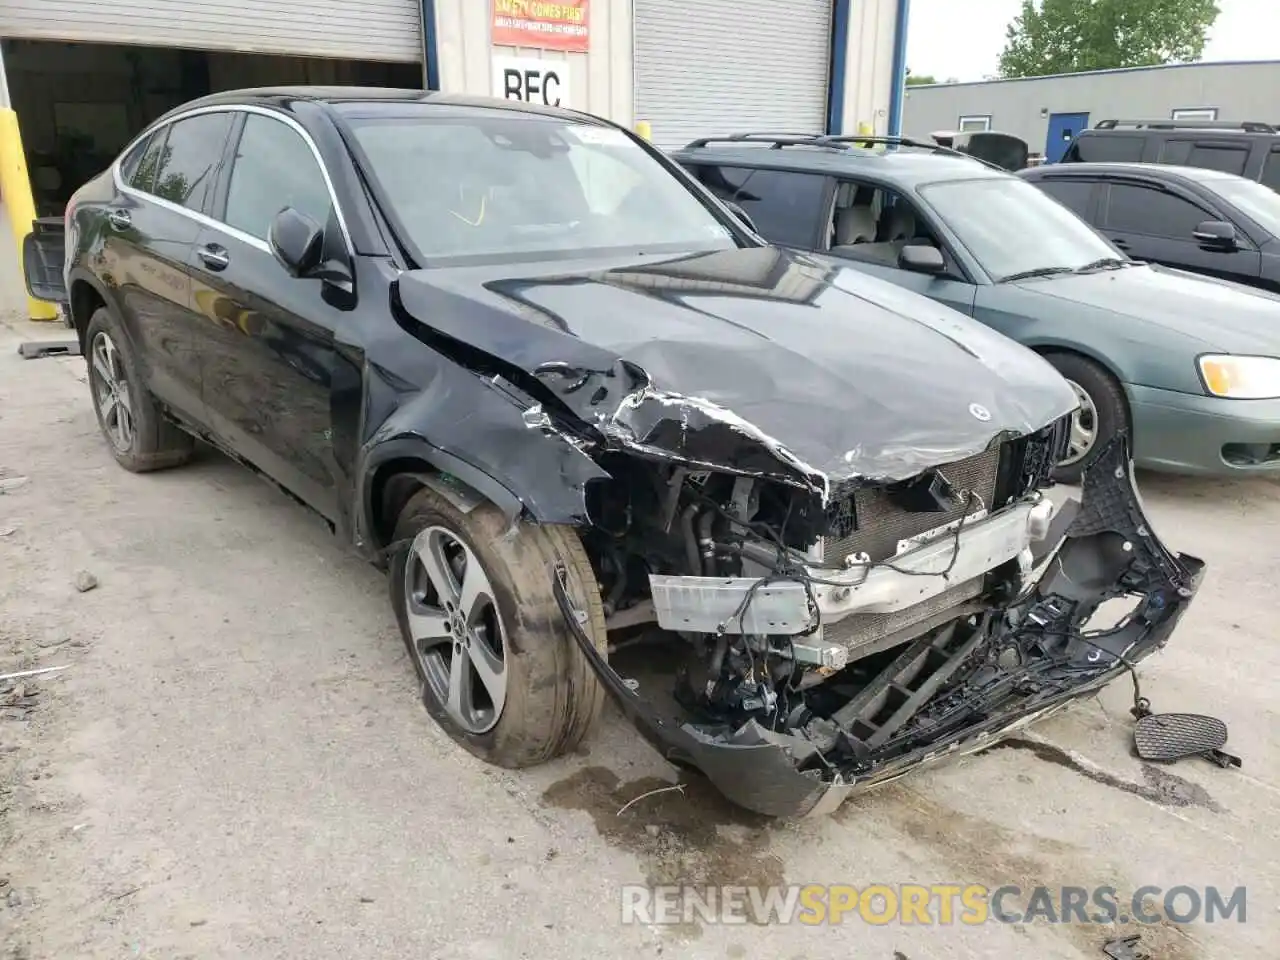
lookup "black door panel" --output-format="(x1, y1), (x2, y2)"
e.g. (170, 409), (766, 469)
(189, 111), (346, 519)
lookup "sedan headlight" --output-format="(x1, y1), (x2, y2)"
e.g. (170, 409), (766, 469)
(1198, 355), (1280, 399)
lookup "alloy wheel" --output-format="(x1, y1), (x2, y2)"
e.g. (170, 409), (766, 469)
(90, 331), (135, 453)
(1060, 379), (1097, 466)
(404, 525), (508, 734)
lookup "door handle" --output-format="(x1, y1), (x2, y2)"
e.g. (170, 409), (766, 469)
(197, 244), (230, 271)
(107, 209), (131, 231)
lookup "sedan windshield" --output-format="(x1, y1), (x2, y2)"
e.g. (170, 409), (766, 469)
(920, 177), (1120, 281)
(1202, 176), (1280, 237)
(346, 111), (738, 265)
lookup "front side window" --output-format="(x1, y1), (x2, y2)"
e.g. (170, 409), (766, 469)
(225, 114), (332, 239)
(1202, 176), (1280, 237)
(1104, 184), (1208, 239)
(1261, 149), (1280, 193)
(347, 112), (738, 264)
(694, 165), (828, 248)
(148, 113), (234, 211)
(920, 176), (1117, 281)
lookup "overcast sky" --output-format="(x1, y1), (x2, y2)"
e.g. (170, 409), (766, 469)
(906, 0), (1280, 81)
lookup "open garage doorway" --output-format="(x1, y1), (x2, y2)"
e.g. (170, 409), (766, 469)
(4, 39), (421, 216)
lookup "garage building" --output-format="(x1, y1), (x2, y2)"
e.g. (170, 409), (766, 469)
(2, 0), (911, 315)
(903, 59), (1280, 164)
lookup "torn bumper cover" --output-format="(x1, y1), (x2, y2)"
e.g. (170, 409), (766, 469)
(552, 439), (1205, 818)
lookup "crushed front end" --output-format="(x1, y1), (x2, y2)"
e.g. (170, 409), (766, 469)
(554, 429), (1204, 818)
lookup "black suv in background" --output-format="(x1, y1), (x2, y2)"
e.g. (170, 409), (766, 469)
(1061, 119), (1280, 192)
(1021, 162), (1280, 292)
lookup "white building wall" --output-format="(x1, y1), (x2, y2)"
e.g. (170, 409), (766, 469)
(433, 0), (633, 125)
(841, 0), (898, 136)
(432, 0), (898, 139)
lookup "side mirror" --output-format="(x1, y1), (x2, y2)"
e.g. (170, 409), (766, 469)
(723, 200), (758, 234)
(1193, 219), (1237, 250)
(268, 208), (325, 277)
(898, 244), (946, 275)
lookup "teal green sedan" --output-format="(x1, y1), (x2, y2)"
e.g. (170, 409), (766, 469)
(672, 137), (1280, 480)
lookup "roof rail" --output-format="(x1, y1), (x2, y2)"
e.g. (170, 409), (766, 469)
(680, 132), (981, 159)
(681, 132), (850, 150)
(1094, 118), (1277, 133)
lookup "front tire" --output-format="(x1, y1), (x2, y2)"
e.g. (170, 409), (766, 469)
(1045, 352), (1129, 484)
(389, 486), (607, 767)
(84, 307), (194, 472)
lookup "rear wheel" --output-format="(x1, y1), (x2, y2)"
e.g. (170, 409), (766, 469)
(1044, 352), (1128, 484)
(84, 307), (193, 472)
(389, 485), (607, 767)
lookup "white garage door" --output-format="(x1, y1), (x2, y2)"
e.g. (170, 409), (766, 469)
(634, 0), (832, 149)
(1, 0), (422, 62)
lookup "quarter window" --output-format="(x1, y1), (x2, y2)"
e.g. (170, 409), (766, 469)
(148, 113), (234, 211)
(1104, 184), (1207, 239)
(691, 165), (827, 248)
(130, 130), (169, 193)
(224, 114), (333, 239)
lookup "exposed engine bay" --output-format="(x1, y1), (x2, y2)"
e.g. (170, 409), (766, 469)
(556, 430), (1203, 818)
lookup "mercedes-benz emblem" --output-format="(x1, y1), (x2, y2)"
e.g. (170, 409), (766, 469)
(969, 403), (992, 422)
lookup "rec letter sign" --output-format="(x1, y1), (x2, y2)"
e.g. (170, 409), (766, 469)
(492, 57), (571, 108)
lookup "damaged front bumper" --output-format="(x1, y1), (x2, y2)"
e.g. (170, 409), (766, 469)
(553, 439), (1205, 818)
(648, 496), (1056, 648)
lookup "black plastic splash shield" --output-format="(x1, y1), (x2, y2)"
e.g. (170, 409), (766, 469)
(554, 437), (1206, 818)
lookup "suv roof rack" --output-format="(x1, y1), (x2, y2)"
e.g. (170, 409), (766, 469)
(1094, 118), (1277, 134)
(681, 132), (980, 161)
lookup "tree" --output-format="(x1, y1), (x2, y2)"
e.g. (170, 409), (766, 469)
(906, 68), (938, 86)
(998, 0), (1220, 78)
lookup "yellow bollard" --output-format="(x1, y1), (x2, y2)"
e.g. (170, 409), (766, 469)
(0, 108), (58, 321)
(634, 119), (652, 141)
(856, 121), (874, 148)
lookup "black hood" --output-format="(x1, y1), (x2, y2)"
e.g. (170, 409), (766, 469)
(395, 247), (1076, 493)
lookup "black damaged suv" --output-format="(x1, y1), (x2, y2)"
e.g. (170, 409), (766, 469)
(24, 88), (1204, 817)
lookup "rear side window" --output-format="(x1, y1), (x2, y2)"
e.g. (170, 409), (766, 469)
(1187, 143), (1249, 176)
(1104, 183), (1207, 239)
(1036, 179), (1095, 220)
(691, 165), (827, 247)
(148, 113), (234, 212)
(224, 114), (333, 239)
(1262, 149), (1280, 193)
(1074, 134), (1145, 162)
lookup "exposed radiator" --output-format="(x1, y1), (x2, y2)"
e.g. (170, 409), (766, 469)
(814, 445), (1004, 660)
(822, 445), (1003, 565)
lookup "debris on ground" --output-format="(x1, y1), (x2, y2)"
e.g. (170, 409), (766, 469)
(0, 665), (70, 683)
(72, 570), (98, 593)
(1103, 933), (1149, 960)
(0, 477), (30, 494)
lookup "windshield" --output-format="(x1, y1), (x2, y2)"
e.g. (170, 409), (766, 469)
(1202, 176), (1280, 237)
(346, 112), (738, 265)
(919, 177), (1120, 281)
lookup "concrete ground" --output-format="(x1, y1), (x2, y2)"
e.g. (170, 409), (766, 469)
(0, 311), (1276, 960)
